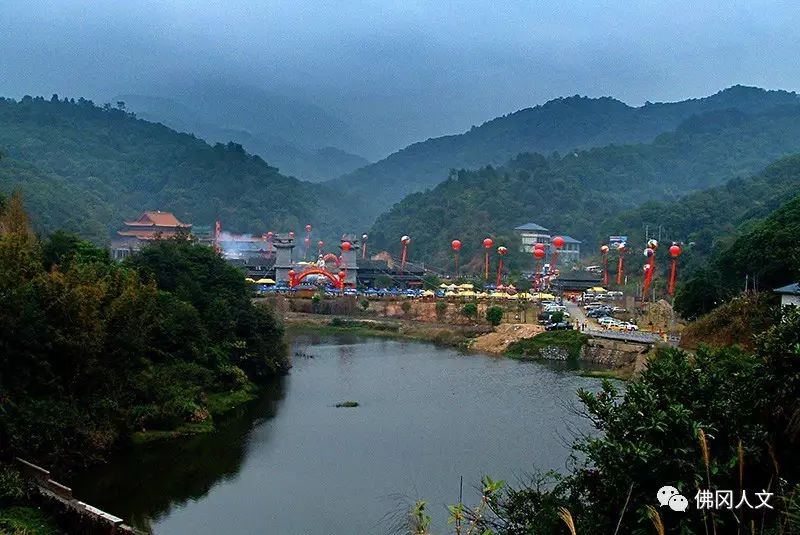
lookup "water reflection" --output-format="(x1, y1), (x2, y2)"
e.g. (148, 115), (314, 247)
(70, 335), (607, 534)
(72, 377), (286, 532)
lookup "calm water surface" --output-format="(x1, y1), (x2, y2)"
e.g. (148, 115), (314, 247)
(73, 334), (608, 534)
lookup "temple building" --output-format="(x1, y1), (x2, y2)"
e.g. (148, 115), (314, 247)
(111, 211), (191, 260)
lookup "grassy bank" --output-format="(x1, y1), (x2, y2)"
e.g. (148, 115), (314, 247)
(131, 383), (259, 445)
(0, 465), (60, 535)
(285, 315), (484, 349)
(0, 505), (59, 535)
(505, 331), (590, 361)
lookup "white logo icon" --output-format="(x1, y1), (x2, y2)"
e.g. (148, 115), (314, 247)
(657, 485), (688, 511)
(668, 494), (689, 512)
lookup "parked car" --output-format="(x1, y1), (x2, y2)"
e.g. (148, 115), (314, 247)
(545, 321), (573, 331)
(597, 316), (617, 326)
(621, 322), (639, 331)
(612, 306), (628, 313)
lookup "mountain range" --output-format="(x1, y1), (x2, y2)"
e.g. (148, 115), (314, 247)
(116, 83), (370, 182)
(331, 85), (800, 225)
(3, 85), (800, 272)
(368, 102), (800, 268)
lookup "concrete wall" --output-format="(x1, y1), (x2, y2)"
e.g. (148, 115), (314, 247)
(16, 458), (138, 535)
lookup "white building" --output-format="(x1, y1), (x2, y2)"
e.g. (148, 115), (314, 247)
(514, 223), (551, 253)
(514, 223), (581, 264)
(774, 283), (800, 308)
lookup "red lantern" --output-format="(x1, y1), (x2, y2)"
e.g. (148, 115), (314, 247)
(600, 245), (610, 285)
(400, 235), (411, 273)
(265, 231), (274, 256)
(338, 270), (346, 279)
(550, 236), (565, 271)
(361, 233), (369, 259)
(496, 246), (508, 286)
(534, 242), (545, 249)
(305, 224), (312, 233)
(341, 241), (352, 251)
(616, 242), (627, 286)
(451, 239), (462, 276)
(533, 248), (546, 259)
(668, 244), (682, 295)
(318, 240), (324, 248)
(482, 238), (493, 279)
(287, 269), (296, 287)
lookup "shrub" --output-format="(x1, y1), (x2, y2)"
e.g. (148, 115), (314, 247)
(461, 302), (478, 320)
(435, 301), (448, 321)
(486, 306), (504, 326)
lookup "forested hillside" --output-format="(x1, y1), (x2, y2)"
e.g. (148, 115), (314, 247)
(0, 95), (349, 243)
(674, 194), (800, 319)
(368, 106), (800, 268)
(334, 85), (800, 223)
(599, 154), (800, 265)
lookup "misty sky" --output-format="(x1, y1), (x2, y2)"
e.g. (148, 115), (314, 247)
(2, 0), (799, 158)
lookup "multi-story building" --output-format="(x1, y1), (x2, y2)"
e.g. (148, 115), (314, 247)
(514, 223), (581, 263)
(514, 223), (551, 253)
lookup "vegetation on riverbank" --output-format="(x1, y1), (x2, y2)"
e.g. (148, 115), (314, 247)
(0, 192), (289, 471)
(285, 314), (485, 349)
(505, 331), (589, 361)
(0, 465), (59, 535)
(416, 308), (800, 534)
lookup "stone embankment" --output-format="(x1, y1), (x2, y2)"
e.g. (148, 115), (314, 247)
(580, 337), (652, 374)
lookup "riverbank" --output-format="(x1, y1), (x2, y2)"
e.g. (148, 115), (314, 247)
(131, 383), (262, 444)
(284, 311), (491, 348)
(284, 312), (638, 379)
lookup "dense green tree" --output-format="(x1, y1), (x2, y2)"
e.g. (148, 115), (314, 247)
(0, 196), (288, 469)
(481, 310), (800, 534)
(461, 302), (478, 320)
(486, 306), (503, 326)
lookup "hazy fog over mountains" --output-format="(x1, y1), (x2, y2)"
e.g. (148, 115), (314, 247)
(3, 0), (800, 163)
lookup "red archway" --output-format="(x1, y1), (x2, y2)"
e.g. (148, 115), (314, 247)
(289, 268), (345, 289)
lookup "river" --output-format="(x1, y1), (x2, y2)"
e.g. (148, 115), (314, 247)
(72, 333), (610, 534)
